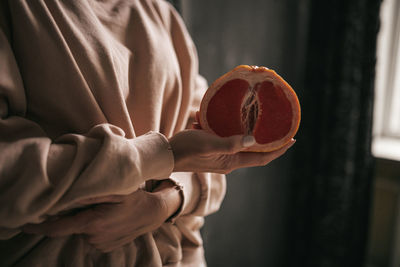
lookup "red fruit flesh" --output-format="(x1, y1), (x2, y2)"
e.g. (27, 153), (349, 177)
(206, 79), (249, 137)
(206, 79), (293, 144)
(253, 81), (292, 144)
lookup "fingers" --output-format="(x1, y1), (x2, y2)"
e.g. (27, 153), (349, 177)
(78, 195), (125, 205)
(88, 225), (153, 253)
(210, 134), (256, 154)
(198, 139), (295, 174)
(170, 128), (295, 173)
(191, 111), (203, 129)
(23, 209), (96, 237)
(233, 139), (296, 169)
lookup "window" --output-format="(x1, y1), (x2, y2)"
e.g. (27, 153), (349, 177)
(372, 0), (400, 161)
(369, 1), (400, 266)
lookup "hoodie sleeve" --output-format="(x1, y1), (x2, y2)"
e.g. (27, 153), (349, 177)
(0, 28), (174, 238)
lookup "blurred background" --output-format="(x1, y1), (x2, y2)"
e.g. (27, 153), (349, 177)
(170, 0), (400, 266)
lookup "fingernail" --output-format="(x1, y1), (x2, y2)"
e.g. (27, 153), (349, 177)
(242, 135), (256, 147)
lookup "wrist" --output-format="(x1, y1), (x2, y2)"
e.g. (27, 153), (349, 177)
(168, 133), (187, 172)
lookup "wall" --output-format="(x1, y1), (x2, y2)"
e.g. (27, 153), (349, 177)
(181, 1), (309, 266)
(367, 159), (400, 267)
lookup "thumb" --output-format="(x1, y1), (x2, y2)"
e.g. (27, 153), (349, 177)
(212, 135), (256, 154)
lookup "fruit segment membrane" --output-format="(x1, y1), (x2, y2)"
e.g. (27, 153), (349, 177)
(206, 78), (293, 144)
(241, 87), (259, 135)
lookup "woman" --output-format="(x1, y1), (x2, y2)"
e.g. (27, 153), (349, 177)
(0, 0), (295, 266)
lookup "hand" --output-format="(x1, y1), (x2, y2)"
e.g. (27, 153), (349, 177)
(23, 181), (181, 253)
(169, 129), (295, 174)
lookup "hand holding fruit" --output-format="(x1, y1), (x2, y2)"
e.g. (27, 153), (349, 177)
(170, 65), (299, 174)
(169, 129), (295, 174)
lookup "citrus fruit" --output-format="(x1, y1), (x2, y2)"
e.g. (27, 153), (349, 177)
(198, 65), (301, 152)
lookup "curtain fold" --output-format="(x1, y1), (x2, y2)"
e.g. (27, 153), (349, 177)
(288, 0), (382, 266)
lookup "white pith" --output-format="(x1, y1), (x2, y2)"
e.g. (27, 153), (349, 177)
(240, 87), (259, 135)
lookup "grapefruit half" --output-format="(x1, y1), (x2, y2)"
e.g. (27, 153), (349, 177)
(198, 65), (301, 152)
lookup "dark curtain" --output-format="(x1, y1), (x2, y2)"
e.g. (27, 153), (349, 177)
(288, 0), (382, 266)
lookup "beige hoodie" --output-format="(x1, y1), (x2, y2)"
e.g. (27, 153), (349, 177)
(0, 0), (226, 266)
